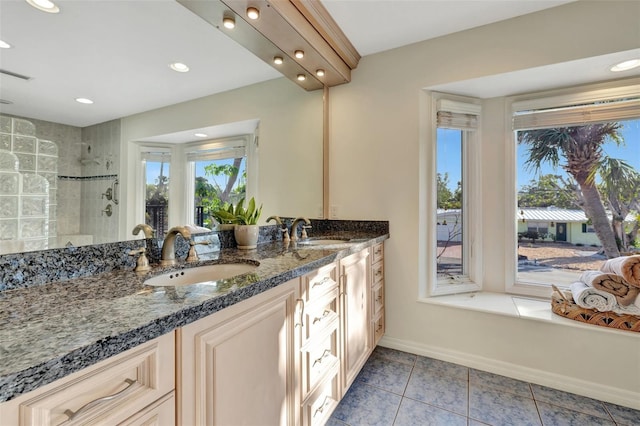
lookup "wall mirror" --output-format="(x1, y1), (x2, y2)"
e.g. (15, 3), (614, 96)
(0, 0), (323, 255)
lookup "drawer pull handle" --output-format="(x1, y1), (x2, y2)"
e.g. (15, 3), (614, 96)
(313, 396), (330, 417)
(295, 299), (305, 327)
(312, 310), (331, 324)
(312, 276), (332, 288)
(376, 324), (384, 332)
(376, 295), (383, 302)
(64, 378), (136, 421)
(375, 269), (383, 276)
(313, 349), (331, 367)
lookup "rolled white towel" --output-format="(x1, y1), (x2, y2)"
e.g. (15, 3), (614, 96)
(613, 292), (640, 316)
(570, 281), (617, 312)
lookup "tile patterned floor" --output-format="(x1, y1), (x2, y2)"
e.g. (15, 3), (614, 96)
(328, 346), (640, 426)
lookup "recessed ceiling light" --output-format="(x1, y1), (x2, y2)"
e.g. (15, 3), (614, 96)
(294, 50), (304, 59)
(25, 0), (60, 13)
(610, 59), (640, 72)
(194, 133), (208, 138)
(273, 56), (283, 65)
(0, 40), (12, 49)
(75, 98), (94, 104)
(297, 74), (306, 81)
(246, 7), (259, 20)
(315, 69), (325, 77)
(170, 62), (189, 72)
(223, 17), (236, 29)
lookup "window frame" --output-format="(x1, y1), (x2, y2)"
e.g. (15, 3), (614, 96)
(505, 79), (640, 297)
(184, 134), (257, 226)
(133, 134), (258, 233)
(420, 91), (483, 298)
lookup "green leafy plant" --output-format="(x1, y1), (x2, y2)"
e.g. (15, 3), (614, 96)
(234, 197), (262, 225)
(211, 203), (238, 225)
(211, 197), (262, 225)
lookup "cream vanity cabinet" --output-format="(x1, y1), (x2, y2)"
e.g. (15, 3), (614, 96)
(371, 243), (385, 345)
(338, 249), (372, 392)
(0, 332), (176, 426)
(1, 243), (384, 426)
(177, 278), (301, 426)
(298, 262), (342, 426)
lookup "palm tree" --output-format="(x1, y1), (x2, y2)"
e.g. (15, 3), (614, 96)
(518, 123), (622, 258)
(596, 156), (640, 251)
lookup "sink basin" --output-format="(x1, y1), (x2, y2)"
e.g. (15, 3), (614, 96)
(297, 238), (351, 246)
(144, 263), (258, 287)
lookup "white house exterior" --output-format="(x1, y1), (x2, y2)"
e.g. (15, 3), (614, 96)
(517, 207), (637, 246)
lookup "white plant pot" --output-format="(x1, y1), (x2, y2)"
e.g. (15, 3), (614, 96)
(234, 225), (259, 249)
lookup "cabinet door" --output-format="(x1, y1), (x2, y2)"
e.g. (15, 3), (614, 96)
(340, 249), (371, 391)
(178, 279), (300, 426)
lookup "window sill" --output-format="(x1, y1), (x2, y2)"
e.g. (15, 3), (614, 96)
(418, 292), (639, 337)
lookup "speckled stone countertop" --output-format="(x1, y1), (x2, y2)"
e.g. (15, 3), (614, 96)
(0, 231), (388, 402)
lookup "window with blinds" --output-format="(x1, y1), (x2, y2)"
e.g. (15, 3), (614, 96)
(513, 84), (640, 291)
(431, 96), (482, 295)
(186, 136), (253, 228)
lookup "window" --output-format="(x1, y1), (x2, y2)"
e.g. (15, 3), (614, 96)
(186, 136), (253, 228)
(510, 83), (640, 295)
(421, 93), (482, 297)
(141, 148), (171, 238)
(134, 134), (257, 236)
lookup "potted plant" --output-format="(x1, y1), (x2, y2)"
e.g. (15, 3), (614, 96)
(213, 198), (263, 249)
(211, 203), (238, 231)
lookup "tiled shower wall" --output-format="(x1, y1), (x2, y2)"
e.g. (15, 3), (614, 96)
(79, 120), (121, 244)
(0, 114), (121, 252)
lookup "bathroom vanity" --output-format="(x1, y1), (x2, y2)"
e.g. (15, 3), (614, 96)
(0, 224), (387, 425)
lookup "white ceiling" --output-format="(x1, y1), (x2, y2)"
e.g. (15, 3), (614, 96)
(0, 0), (637, 134)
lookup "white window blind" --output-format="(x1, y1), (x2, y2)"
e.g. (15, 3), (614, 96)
(513, 98), (640, 130)
(436, 99), (481, 130)
(185, 136), (249, 162)
(141, 148), (171, 162)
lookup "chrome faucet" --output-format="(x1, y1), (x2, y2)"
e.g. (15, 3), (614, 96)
(160, 226), (191, 266)
(132, 223), (154, 238)
(267, 215), (290, 242)
(290, 217), (311, 242)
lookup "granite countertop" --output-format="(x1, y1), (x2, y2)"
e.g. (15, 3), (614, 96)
(0, 232), (388, 402)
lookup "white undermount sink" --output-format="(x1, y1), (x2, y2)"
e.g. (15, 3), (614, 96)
(144, 263), (258, 287)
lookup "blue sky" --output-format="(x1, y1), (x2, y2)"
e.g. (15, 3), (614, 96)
(437, 119), (640, 191)
(146, 158), (246, 189)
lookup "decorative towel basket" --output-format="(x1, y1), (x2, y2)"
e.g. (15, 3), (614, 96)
(551, 285), (640, 333)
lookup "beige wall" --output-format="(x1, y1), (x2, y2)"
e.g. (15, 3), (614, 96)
(329, 1), (640, 408)
(119, 77), (323, 239)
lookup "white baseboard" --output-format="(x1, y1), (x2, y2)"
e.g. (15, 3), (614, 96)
(378, 335), (640, 410)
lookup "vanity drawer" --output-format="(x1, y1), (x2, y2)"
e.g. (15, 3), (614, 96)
(120, 391), (175, 426)
(0, 333), (175, 426)
(301, 365), (340, 426)
(301, 327), (339, 399)
(372, 282), (384, 317)
(372, 259), (384, 285)
(373, 311), (385, 345)
(302, 288), (339, 344)
(302, 262), (338, 302)
(371, 243), (384, 265)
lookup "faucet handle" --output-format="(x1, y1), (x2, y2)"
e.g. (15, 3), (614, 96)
(186, 240), (210, 262)
(301, 225), (312, 239)
(280, 227), (291, 242)
(129, 247), (151, 272)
